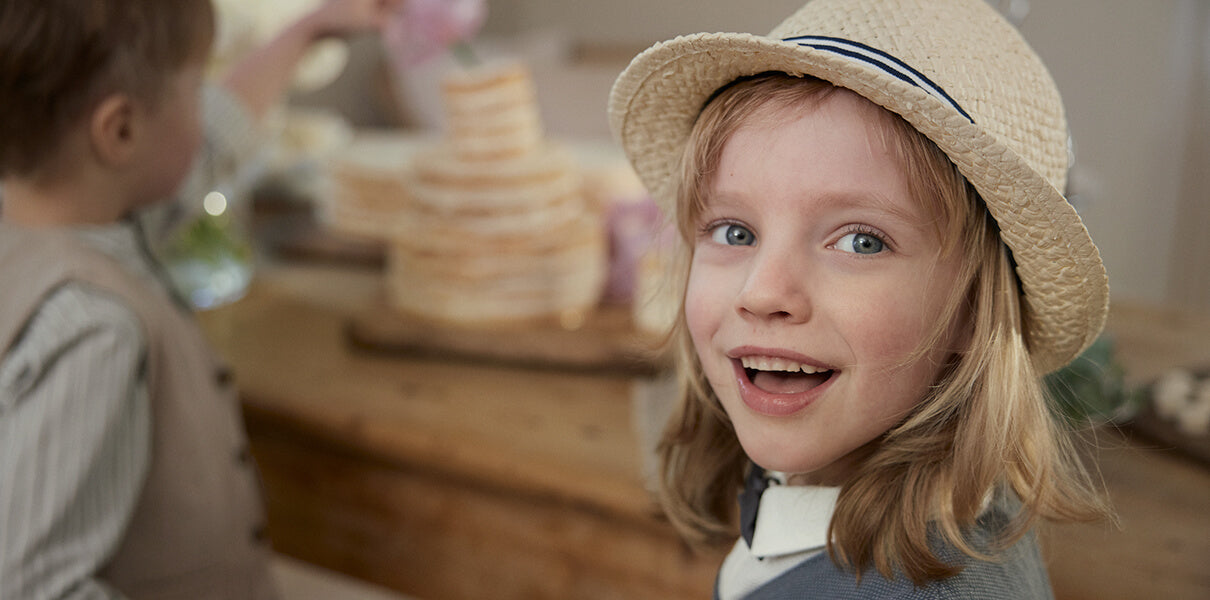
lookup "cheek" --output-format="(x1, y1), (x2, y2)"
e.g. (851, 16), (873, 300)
(846, 301), (929, 364)
(850, 270), (957, 360)
(846, 291), (956, 410)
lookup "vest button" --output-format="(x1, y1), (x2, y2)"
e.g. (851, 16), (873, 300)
(252, 524), (268, 544)
(215, 365), (235, 388)
(235, 445), (251, 464)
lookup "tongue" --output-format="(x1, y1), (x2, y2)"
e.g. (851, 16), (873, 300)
(750, 370), (831, 394)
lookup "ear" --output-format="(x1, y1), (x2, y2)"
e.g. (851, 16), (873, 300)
(89, 93), (138, 167)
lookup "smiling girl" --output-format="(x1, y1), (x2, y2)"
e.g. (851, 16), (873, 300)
(609, 0), (1112, 597)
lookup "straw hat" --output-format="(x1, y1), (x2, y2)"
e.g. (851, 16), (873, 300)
(609, 0), (1108, 374)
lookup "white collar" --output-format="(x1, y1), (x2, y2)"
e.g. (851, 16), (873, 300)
(749, 482), (840, 559)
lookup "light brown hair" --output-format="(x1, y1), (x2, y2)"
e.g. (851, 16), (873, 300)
(0, 0), (216, 178)
(658, 72), (1110, 584)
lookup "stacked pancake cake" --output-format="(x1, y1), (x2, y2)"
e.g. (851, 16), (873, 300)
(385, 61), (607, 323)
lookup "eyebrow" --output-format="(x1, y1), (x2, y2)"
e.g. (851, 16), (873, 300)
(813, 190), (928, 225)
(704, 186), (929, 227)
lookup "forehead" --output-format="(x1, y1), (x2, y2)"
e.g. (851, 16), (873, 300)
(738, 87), (907, 156)
(715, 91), (907, 185)
(730, 89), (953, 217)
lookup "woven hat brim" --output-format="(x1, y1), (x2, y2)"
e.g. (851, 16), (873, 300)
(609, 32), (1108, 373)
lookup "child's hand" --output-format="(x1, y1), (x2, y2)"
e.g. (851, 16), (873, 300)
(302, 0), (403, 40)
(221, 0), (404, 118)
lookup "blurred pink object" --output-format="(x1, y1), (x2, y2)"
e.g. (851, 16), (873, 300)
(384, 0), (487, 67)
(603, 195), (668, 305)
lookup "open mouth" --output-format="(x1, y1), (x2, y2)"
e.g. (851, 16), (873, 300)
(740, 355), (836, 395)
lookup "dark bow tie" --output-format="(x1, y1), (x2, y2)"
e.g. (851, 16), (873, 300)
(739, 463), (771, 548)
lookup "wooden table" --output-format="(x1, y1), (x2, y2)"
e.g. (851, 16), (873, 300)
(201, 262), (724, 600)
(200, 262), (1210, 600)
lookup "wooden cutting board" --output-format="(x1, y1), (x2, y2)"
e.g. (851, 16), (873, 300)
(1127, 403), (1210, 467)
(1124, 367), (1210, 467)
(345, 299), (672, 376)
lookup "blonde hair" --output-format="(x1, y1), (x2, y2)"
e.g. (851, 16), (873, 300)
(657, 73), (1111, 584)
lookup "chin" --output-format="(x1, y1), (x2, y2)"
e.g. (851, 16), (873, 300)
(734, 430), (827, 475)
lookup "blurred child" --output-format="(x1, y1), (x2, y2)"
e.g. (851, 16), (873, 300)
(609, 0), (1112, 597)
(0, 0), (395, 597)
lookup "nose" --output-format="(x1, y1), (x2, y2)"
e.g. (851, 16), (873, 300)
(735, 246), (812, 324)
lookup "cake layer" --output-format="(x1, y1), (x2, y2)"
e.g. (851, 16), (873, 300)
(447, 127), (542, 161)
(441, 61), (543, 160)
(393, 205), (586, 254)
(390, 214), (603, 276)
(385, 258), (605, 323)
(410, 142), (575, 188)
(386, 213), (607, 323)
(390, 245), (604, 293)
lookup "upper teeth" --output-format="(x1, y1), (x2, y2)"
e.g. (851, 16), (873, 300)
(741, 356), (828, 374)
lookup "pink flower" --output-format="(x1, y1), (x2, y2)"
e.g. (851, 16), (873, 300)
(384, 0), (487, 67)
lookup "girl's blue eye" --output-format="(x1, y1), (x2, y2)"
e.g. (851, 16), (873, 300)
(711, 223), (756, 246)
(836, 232), (885, 254)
